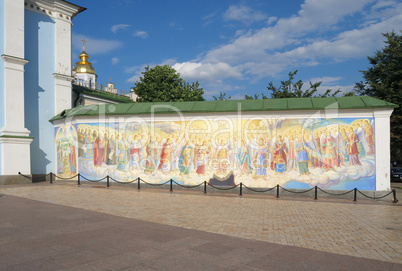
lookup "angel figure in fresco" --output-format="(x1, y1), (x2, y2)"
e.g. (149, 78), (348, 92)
(333, 128), (346, 167)
(83, 128), (94, 160)
(254, 138), (268, 177)
(116, 134), (129, 172)
(340, 128), (349, 163)
(94, 133), (105, 167)
(321, 131), (338, 171)
(216, 138), (230, 174)
(296, 135), (310, 175)
(78, 128), (85, 158)
(238, 139), (253, 176)
(347, 127), (362, 166)
(273, 135), (287, 173)
(103, 132), (109, 164)
(93, 130), (99, 166)
(107, 133), (116, 165)
(287, 134), (297, 170)
(179, 141), (192, 176)
(129, 134), (142, 170)
(170, 133), (179, 172)
(144, 136), (157, 174)
(158, 137), (172, 173)
(310, 131), (323, 168)
(196, 141), (209, 176)
(363, 119), (375, 155)
(57, 140), (64, 174)
(69, 139), (77, 175)
(353, 123), (367, 158)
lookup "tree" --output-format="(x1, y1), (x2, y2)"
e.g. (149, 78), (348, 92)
(354, 31), (402, 163)
(131, 65), (205, 102)
(268, 70), (342, 98)
(245, 70), (347, 100)
(213, 92), (231, 100)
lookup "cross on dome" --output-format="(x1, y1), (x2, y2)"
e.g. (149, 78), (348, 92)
(81, 37), (86, 50)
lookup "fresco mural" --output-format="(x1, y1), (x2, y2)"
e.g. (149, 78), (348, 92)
(54, 117), (376, 190)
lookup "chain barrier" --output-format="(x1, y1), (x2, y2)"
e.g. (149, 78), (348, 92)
(172, 180), (204, 189)
(317, 187), (354, 196)
(208, 183), (239, 190)
(18, 172), (33, 180)
(31, 171), (398, 203)
(280, 186), (315, 194)
(242, 185), (277, 193)
(357, 189), (394, 200)
(109, 176), (138, 184)
(53, 174), (79, 180)
(79, 175), (107, 182)
(139, 178), (171, 186)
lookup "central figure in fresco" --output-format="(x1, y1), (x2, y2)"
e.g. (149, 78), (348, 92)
(55, 117), (377, 190)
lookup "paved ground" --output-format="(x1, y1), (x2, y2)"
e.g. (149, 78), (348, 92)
(0, 182), (401, 270)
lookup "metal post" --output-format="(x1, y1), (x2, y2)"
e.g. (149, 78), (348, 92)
(204, 181), (207, 194)
(107, 175), (110, 187)
(78, 173), (81, 186)
(240, 183), (243, 196)
(50, 172), (53, 184)
(170, 179), (173, 192)
(392, 189), (399, 204)
(314, 186), (318, 200)
(354, 188), (357, 202)
(137, 177), (141, 190)
(276, 184), (280, 198)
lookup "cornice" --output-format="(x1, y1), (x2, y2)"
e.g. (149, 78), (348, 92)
(24, 0), (86, 22)
(53, 73), (74, 81)
(1, 54), (29, 66)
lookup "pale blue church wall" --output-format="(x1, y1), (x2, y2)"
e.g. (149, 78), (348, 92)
(24, 10), (55, 174)
(0, 0), (5, 131)
(0, 0), (5, 175)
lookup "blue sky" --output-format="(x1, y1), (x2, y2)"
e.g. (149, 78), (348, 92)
(71, 0), (402, 100)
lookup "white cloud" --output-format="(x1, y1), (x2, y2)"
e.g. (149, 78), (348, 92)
(198, 0), (402, 82)
(223, 5), (268, 24)
(172, 62), (242, 82)
(202, 11), (219, 26)
(72, 34), (123, 55)
(126, 59), (177, 83)
(308, 76), (342, 85)
(111, 24), (130, 33)
(112, 57), (119, 65)
(133, 31), (148, 39)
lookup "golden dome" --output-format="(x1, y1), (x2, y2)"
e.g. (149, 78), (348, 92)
(73, 48), (96, 74)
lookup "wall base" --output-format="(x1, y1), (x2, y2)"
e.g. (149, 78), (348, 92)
(0, 175), (32, 185)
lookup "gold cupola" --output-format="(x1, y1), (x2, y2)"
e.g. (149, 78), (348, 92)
(73, 38), (96, 75)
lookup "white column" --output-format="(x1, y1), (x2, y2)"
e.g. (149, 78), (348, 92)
(54, 16), (73, 114)
(0, 0), (32, 175)
(374, 108), (394, 191)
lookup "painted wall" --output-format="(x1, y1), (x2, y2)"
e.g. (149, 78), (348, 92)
(55, 115), (377, 190)
(24, 10), (55, 174)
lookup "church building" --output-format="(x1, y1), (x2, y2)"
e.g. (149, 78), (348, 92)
(0, 0), (86, 184)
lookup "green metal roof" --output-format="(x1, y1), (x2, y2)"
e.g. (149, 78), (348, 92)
(50, 96), (398, 122)
(72, 84), (131, 104)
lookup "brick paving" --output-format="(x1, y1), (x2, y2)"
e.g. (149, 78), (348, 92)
(0, 182), (401, 270)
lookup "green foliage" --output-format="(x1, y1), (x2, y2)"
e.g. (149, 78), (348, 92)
(245, 70), (342, 100)
(268, 70), (341, 98)
(131, 65), (205, 102)
(354, 31), (402, 162)
(245, 93), (267, 100)
(213, 92), (231, 100)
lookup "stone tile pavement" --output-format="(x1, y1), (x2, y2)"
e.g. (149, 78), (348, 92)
(0, 182), (401, 270)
